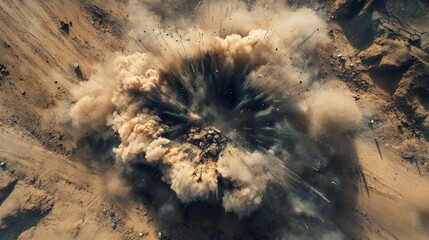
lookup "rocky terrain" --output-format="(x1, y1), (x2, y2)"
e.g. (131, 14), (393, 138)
(0, 0), (428, 239)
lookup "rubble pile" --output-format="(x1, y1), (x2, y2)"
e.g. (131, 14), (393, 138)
(187, 126), (225, 162)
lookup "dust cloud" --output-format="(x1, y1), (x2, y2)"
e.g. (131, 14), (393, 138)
(70, 0), (362, 238)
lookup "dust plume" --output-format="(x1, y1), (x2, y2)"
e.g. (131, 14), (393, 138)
(70, 0), (362, 238)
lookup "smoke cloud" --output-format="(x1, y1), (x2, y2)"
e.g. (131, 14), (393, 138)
(70, 0), (362, 238)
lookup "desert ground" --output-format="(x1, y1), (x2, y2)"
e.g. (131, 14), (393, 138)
(0, 0), (429, 239)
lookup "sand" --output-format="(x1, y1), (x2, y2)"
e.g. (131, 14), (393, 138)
(0, 0), (428, 239)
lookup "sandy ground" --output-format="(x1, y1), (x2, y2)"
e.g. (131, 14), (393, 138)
(0, 127), (158, 240)
(0, 1), (159, 239)
(0, 0), (429, 239)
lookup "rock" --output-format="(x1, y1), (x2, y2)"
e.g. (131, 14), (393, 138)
(359, 44), (383, 65)
(0, 64), (9, 75)
(0, 160), (6, 169)
(192, 133), (204, 141)
(421, 34), (429, 52)
(110, 211), (115, 217)
(59, 21), (70, 34)
(331, 0), (365, 18)
(158, 232), (169, 240)
(331, 0), (351, 17)
(72, 63), (84, 80)
(188, 126), (224, 161)
(377, 39), (412, 69)
(213, 135), (220, 142)
(207, 144), (219, 157)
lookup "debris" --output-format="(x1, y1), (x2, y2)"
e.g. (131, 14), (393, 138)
(337, 53), (345, 61)
(60, 21), (70, 34)
(72, 63), (84, 80)
(87, 5), (108, 23)
(86, 4), (122, 36)
(0, 64), (9, 76)
(158, 232), (169, 240)
(0, 160), (6, 169)
(207, 144), (220, 157)
(331, 0), (360, 18)
(109, 211), (115, 217)
(187, 126), (225, 161)
(111, 222), (116, 230)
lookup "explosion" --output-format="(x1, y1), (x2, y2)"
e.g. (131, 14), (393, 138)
(70, 0), (362, 238)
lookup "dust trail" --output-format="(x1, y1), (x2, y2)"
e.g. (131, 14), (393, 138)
(70, 0), (362, 238)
